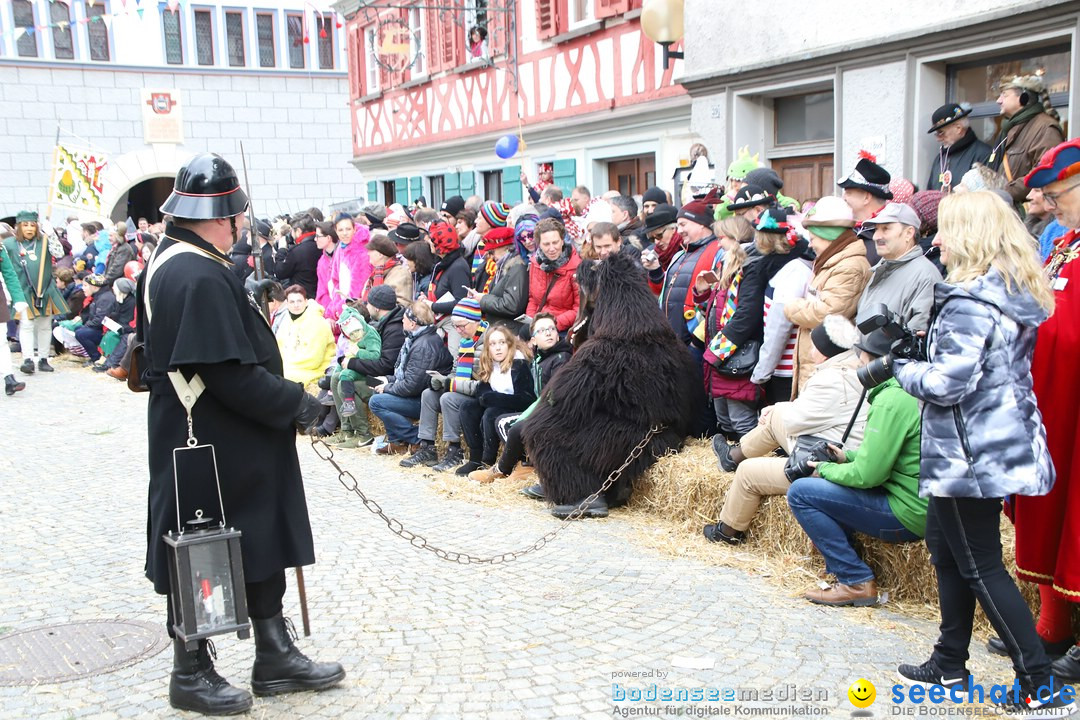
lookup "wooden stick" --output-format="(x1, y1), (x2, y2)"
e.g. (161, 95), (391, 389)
(294, 567), (311, 636)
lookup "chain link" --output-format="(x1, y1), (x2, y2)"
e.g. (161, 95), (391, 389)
(308, 425), (662, 564)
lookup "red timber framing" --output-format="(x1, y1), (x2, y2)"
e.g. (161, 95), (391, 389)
(345, 0), (681, 157)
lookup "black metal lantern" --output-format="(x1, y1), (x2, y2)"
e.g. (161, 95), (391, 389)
(164, 510), (250, 651)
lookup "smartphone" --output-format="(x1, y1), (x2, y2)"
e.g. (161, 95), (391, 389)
(699, 269), (719, 284)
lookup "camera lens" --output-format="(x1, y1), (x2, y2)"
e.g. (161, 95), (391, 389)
(857, 356), (893, 390)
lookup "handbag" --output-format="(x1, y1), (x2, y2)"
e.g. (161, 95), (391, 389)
(783, 388), (867, 481)
(716, 339), (761, 377)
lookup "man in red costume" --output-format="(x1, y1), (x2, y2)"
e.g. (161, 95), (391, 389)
(1010, 138), (1080, 682)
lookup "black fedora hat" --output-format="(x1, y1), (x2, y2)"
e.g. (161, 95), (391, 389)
(927, 103), (973, 134)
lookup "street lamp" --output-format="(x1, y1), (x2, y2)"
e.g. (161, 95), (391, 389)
(641, 0), (684, 70)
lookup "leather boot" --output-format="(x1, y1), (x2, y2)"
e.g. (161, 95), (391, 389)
(169, 639), (252, 715)
(251, 614), (345, 696)
(5, 375), (25, 396)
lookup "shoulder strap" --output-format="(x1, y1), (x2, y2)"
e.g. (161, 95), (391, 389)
(841, 388), (868, 444)
(143, 242), (209, 324)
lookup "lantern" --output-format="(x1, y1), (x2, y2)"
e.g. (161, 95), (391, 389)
(164, 510), (250, 650)
(640, 0), (685, 70)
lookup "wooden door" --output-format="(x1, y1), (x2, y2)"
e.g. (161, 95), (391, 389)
(607, 155), (656, 197)
(770, 154), (834, 206)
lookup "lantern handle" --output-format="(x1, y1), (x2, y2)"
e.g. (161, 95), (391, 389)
(168, 370), (228, 532)
(172, 443), (229, 533)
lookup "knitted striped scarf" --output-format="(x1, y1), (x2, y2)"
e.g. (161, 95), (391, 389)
(707, 271), (742, 361)
(449, 321), (489, 392)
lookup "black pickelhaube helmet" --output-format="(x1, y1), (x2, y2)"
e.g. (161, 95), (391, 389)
(160, 153), (249, 219)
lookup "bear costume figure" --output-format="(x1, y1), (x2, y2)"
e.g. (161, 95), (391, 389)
(523, 249), (703, 518)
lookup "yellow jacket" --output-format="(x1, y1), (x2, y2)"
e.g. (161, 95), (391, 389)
(276, 299), (336, 386)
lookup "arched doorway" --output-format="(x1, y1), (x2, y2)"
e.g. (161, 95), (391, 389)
(109, 176), (174, 224)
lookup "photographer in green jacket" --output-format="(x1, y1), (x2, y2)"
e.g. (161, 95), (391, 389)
(787, 328), (928, 608)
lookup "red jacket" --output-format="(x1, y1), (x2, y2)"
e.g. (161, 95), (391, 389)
(525, 248), (581, 331)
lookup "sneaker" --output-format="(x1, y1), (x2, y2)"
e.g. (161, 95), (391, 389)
(400, 444), (439, 468)
(37, 358), (54, 372)
(355, 435), (375, 448)
(520, 483), (545, 500)
(454, 460), (484, 477)
(987, 636), (1075, 662)
(703, 522), (745, 545)
(995, 683), (1077, 717)
(316, 389), (334, 406)
(897, 659), (970, 694)
(1051, 645), (1080, 683)
(93, 363), (109, 373)
(712, 435), (738, 472)
(19, 359), (35, 375)
(335, 435), (365, 449)
(551, 496), (609, 519)
(432, 446), (465, 473)
(340, 398), (357, 418)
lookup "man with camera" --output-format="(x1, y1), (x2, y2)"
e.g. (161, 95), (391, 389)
(786, 328), (927, 607)
(855, 202), (941, 334)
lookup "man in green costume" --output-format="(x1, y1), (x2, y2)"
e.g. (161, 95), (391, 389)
(2, 210), (66, 373)
(0, 223), (29, 395)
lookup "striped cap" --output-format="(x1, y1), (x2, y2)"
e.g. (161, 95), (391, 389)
(452, 297), (483, 322)
(479, 201), (510, 229)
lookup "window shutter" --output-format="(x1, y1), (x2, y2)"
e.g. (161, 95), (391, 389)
(367, 181), (378, 202)
(409, 176), (422, 203)
(552, 159), (576, 194)
(536, 0), (567, 40)
(444, 172), (460, 198)
(459, 171), (475, 197)
(395, 178), (409, 205)
(595, 0), (630, 19)
(501, 165), (522, 205)
(424, 8), (441, 74)
(438, 7), (459, 70)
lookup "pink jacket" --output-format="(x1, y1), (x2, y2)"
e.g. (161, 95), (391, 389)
(316, 248), (335, 314)
(326, 225), (372, 322)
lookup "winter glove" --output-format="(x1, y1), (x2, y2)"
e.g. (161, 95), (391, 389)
(429, 373), (448, 392)
(292, 392), (323, 435)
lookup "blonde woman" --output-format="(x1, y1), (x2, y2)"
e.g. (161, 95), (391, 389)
(456, 325), (536, 476)
(892, 192), (1071, 714)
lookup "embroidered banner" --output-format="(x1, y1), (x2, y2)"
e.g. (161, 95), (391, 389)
(50, 144), (109, 214)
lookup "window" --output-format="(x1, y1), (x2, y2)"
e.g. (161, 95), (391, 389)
(463, 0), (487, 59)
(408, 7), (423, 76)
(382, 180), (396, 204)
(570, 0), (593, 25)
(86, 1), (109, 60)
(193, 10), (214, 65)
(482, 170), (503, 202)
(162, 5), (184, 64)
(13, 0), (37, 57)
(256, 12), (275, 67)
(428, 175), (444, 207)
(51, 1), (74, 59)
(948, 45), (1070, 142)
(286, 13), (305, 69)
(774, 92), (835, 145)
(225, 10), (245, 66)
(316, 16), (333, 69)
(365, 26), (379, 92)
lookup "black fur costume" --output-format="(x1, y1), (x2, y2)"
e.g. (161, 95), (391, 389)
(523, 250), (703, 507)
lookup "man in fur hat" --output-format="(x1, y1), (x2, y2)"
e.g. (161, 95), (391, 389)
(990, 75), (1064, 204)
(2, 210), (66, 373)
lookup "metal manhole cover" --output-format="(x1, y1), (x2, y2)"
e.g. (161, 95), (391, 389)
(0, 619), (169, 686)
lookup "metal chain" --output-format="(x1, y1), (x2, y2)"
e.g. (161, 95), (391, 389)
(308, 424), (662, 565)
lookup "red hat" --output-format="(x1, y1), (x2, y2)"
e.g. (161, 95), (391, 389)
(677, 187), (721, 227)
(427, 220), (459, 254)
(482, 226), (515, 251)
(1026, 138), (1080, 188)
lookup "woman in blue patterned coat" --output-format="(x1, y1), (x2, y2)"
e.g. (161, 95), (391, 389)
(891, 191), (1072, 715)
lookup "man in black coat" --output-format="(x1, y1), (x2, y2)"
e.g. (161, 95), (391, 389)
(925, 103), (992, 192)
(273, 214), (320, 298)
(138, 153), (343, 715)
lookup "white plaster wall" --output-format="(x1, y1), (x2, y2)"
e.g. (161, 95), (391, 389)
(1, 64), (353, 223)
(683, 0), (1071, 77)
(839, 62), (908, 182)
(689, 91), (727, 169)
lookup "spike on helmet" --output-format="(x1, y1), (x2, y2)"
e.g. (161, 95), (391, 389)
(160, 153), (249, 220)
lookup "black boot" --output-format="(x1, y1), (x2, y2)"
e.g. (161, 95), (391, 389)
(169, 639), (252, 716)
(251, 614), (345, 696)
(19, 359), (34, 375)
(5, 375), (25, 396)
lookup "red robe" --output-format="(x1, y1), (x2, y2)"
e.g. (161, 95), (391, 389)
(1015, 228), (1080, 600)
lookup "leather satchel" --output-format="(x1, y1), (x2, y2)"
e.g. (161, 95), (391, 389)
(783, 389), (867, 481)
(716, 339), (761, 377)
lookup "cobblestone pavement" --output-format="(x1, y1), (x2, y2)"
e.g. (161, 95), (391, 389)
(0, 362), (1037, 720)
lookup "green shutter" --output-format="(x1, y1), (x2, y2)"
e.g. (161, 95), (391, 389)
(409, 176), (422, 203)
(444, 172), (460, 198)
(553, 159), (576, 194)
(366, 181), (377, 202)
(394, 178), (408, 206)
(459, 171), (475, 197)
(502, 165), (522, 205)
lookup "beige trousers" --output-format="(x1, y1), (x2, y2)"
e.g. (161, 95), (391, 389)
(716, 405), (793, 531)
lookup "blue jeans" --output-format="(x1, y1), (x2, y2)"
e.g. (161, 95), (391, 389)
(74, 326), (104, 360)
(368, 392), (422, 444)
(787, 476), (919, 585)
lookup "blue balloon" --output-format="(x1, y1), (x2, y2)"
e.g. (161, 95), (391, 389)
(495, 134), (519, 159)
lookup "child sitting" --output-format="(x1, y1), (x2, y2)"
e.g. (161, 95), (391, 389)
(330, 305), (382, 448)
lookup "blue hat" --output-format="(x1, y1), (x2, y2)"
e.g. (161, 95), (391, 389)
(1025, 138), (1080, 189)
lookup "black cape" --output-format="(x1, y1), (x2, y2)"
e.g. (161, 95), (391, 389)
(138, 224), (314, 594)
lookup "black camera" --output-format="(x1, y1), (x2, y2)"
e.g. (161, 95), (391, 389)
(856, 304), (926, 389)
